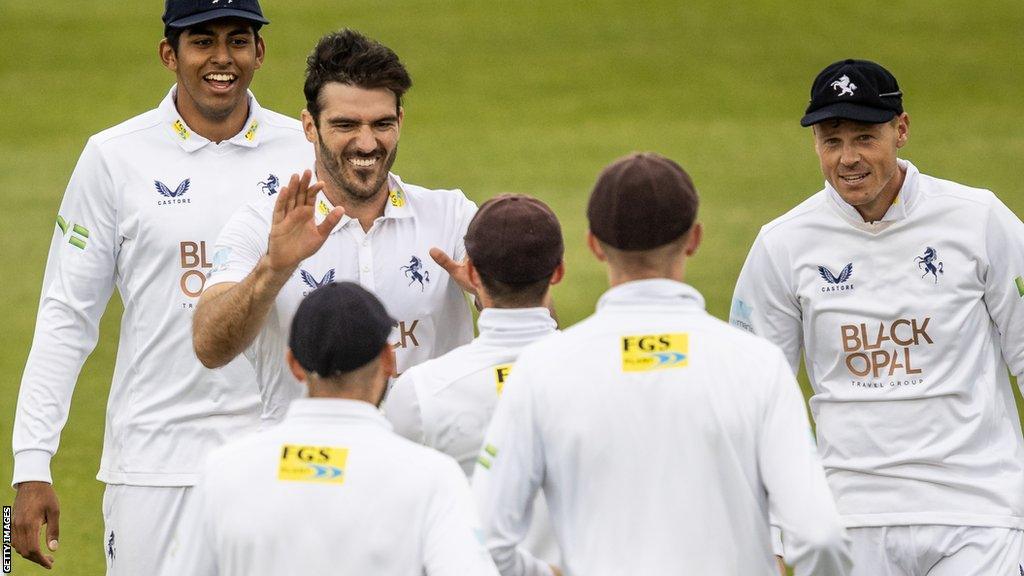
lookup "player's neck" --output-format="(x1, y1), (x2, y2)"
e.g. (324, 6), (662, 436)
(323, 183), (389, 233)
(174, 95), (250, 144)
(855, 164), (906, 223)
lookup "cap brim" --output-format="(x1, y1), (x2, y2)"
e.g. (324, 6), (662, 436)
(167, 9), (270, 29)
(800, 102), (896, 127)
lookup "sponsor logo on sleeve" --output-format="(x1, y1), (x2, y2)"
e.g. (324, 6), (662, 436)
(477, 443), (499, 470)
(840, 317), (933, 388)
(278, 445), (348, 484)
(400, 256), (431, 291)
(494, 364), (512, 395)
(730, 298), (755, 333)
(915, 247), (943, 284)
(56, 214), (89, 250)
(818, 262), (854, 292)
(1015, 276), (1024, 298)
(621, 333), (689, 372)
(155, 179), (192, 205)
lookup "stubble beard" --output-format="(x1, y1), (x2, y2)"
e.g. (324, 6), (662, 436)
(318, 135), (399, 206)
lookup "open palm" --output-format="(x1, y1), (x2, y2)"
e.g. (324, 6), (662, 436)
(267, 170), (343, 273)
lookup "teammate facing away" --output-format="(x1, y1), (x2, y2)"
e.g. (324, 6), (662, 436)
(384, 193), (566, 572)
(731, 59), (1024, 574)
(11, 1), (312, 573)
(162, 282), (499, 576)
(193, 29), (478, 420)
(474, 153), (852, 576)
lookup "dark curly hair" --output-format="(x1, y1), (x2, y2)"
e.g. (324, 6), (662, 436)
(304, 29), (412, 124)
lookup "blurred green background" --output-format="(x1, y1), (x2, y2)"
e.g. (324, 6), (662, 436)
(2, 1), (1022, 574)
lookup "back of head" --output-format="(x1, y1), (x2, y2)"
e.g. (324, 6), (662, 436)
(288, 282), (395, 395)
(304, 29), (412, 122)
(464, 194), (564, 308)
(587, 153), (699, 275)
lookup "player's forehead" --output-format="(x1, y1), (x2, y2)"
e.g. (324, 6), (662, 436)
(317, 82), (400, 121)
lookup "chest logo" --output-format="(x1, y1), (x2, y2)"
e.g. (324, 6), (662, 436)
(155, 179), (192, 205)
(915, 247), (944, 284)
(401, 256), (431, 291)
(300, 268), (335, 291)
(831, 75), (857, 97)
(818, 262), (854, 292)
(621, 333), (689, 372)
(258, 174), (280, 196)
(278, 445), (347, 485)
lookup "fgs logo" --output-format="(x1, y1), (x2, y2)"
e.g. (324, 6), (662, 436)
(494, 364), (512, 395)
(621, 333), (689, 372)
(278, 444), (348, 485)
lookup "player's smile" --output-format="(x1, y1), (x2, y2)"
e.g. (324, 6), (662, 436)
(202, 72), (238, 92)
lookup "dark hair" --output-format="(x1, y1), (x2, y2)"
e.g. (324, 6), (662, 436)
(304, 29), (412, 123)
(479, 275), (554, 308)
(163, 23), (262, 53)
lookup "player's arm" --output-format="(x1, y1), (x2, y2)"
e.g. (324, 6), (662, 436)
(758, 348), (852, 576)
(980, 195), (1024, 385)
(730, 230), (804, 373)
(381, 370), (427, 444)
(422, 457), (500, 576)
(472, 359), (555, 576)
(193, 171), (342, 368)
(12, 138), (120, 568)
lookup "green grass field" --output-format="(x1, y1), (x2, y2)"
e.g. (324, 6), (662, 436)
(2, 1), (1023, 574)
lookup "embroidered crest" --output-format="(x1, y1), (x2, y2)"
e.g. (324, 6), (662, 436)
(831, 75), (857, 97)
(915, 247), (943, 284)
(401, 256), (430, 291)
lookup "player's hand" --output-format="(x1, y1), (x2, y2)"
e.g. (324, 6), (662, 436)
(549, 565), (563, 576)
(266, 170), (342, 274)
(776, 555), (786, 575)
(429, 247), (477, 297)
(12, 481), (61, 569)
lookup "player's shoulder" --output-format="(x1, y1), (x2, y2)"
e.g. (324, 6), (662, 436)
(399, 340), (501, 395)
(702, 312), (788, 360)
(87, 107), (164, 149)
(254, 106), (307, 142)
(917, 170), (996, 209)
(395, 174), (475, 215)
(757, 190), (831, 241)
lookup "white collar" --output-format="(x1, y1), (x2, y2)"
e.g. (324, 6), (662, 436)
(159, 84), (265, 152)
(596, 279), (706, 311)
(476, 307), (558, 347)
(826, 158), (920, 225)
(285, 398), (392, 430)
(313, 173), (415, 234)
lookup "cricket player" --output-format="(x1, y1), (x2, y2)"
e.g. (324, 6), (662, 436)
(384, 193), (564, 570)
(474, 153), (852, 576)
(193, 29), (477, 419)
(10, 1), (311, 573)
(731, 59), (1024, 574)
(162, 282), (499, 576)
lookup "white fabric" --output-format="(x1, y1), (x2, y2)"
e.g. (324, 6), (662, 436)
(474, 279), (852, 576)
(206, 175), (476, 421)
(384, 307), (562, 566)
(160, 398), (499, 576)
(731, 159), (1024, 529)
(102, 485), (192, 576)
(846, 526), (1024, 576)
(12, 86), (312, 486)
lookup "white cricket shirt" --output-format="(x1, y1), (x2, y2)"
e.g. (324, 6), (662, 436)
(731, 159), (1024, 529)
(474, 279), (852, 576)
(384, 307), (561, 566)
(206, 175), (476, 420)
(161, 398), (499, 576)
(12, 86), (312, 486)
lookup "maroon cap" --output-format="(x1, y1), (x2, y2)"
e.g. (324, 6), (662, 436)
(465, 194), (564, 284)
(587, 152), (698, 251)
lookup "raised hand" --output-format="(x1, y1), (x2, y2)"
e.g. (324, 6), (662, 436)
(12, 481), (61, 569)
(429, 247), (477, 297)
(266, 170), (344, 274)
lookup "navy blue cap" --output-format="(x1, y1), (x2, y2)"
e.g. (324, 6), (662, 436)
(289, 282), (396, 376)
(163, 0), (269, 29)
(801, 59), (903, 127)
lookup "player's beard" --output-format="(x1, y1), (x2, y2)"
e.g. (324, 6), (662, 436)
(318, 134), (398, 205)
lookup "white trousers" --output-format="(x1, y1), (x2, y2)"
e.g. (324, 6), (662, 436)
(848, 525), (1023, 576)
(102, 484), (193, 576)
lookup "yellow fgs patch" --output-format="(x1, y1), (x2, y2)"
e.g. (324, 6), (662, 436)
(621, 333), (689, 372)
(389, 188), (406, 208)
(317, 199), (331, 216)
(244, 120), (259, 141)
(278, 445), (348, 484)
(172, 119), (190, 140)
(494, 364), (512, 395)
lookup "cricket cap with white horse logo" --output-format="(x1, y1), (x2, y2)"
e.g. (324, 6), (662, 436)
(800, 59), (903, 127)
(163, 0), (270, 29)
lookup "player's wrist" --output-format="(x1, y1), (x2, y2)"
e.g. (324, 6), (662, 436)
(12, 449), (54, 487)
(257, 255), (298, 287)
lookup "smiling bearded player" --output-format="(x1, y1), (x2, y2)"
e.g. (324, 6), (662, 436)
(10, 1), (312, 574)
(192, 29), (478, 420)
(731, 59), (1024, 575)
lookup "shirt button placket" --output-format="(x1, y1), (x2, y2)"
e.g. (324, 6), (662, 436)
(358, 234), (374, 290)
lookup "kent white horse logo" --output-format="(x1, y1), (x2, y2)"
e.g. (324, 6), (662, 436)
(915, 247), (944, 284)
(401, 256), (431, 292)
(831, 75), (857, 97)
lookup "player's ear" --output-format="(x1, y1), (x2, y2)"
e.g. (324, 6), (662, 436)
(285, 349), (308, 384)
(549, 261), (566, 286)
(684, 222), (703, 257)
(301, 110), (318, 144)
(895, 112), (910, 149)
(586, 231), (607, 262)
(380, 344), (397, 378)
(254, 34), (265, 70)
(159, 38), (177, 72)
(465, 258), (485, 293)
